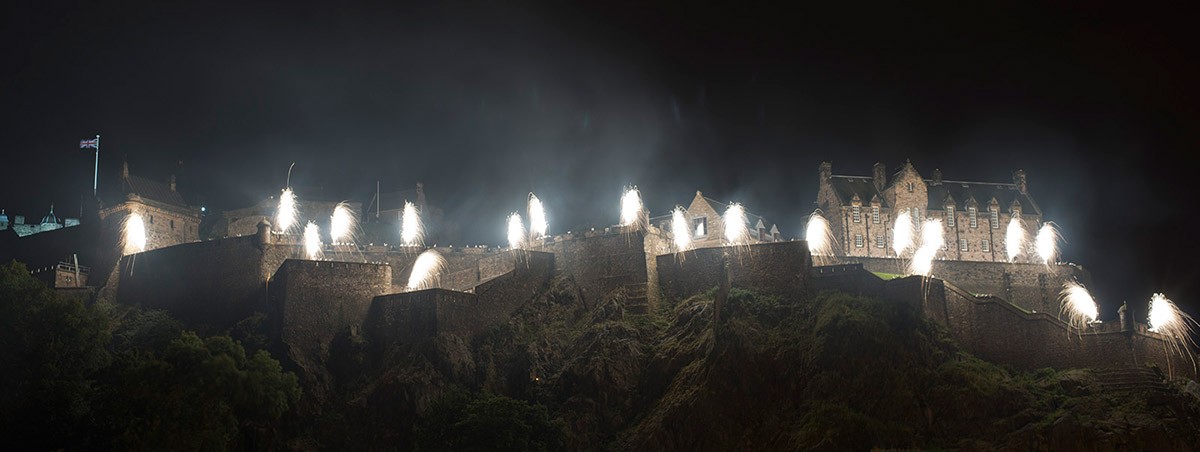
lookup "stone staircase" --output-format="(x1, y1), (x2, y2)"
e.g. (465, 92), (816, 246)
(624, 283), (650, 315)
(1094, 367), (1170, 393)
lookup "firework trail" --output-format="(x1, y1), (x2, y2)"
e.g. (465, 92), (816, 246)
(723, 203), (749, 245)
(893, 210), (915, 256)
(401, 201), (424, 247)
(407, 249), (447, 291)
(507, 212), (526, 250)
(620, 186), (643, 227)
(330, 202), (356, 244)
(304, 221), (323, 260)
(1036, 222), (1060, 265)
(1148, 293), (1200, 357)
(1006, 216), (1025, 262)
(671, 206), (692, 252)
(1059, 281), (1099, 331)
(276, 187), (299, 233)
(805, 210), (836, 257)
(528, 193), (548, 239)
(908, 218), (943, 276)
(122, 212), (147, 255)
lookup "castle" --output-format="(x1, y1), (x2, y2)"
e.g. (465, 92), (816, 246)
(1, 159), (1195, 399)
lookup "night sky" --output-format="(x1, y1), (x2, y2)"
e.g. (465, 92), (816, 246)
(3, 1), (1198, 319)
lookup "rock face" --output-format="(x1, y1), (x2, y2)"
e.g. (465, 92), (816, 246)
(302, 277), (1200, 450)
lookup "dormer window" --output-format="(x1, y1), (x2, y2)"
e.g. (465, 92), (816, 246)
(945, 205), (955, 227)
(852, 206), (861, 223)
(989, 207), (999, 229)
(871, 206), (880, 224)
(968, 206), (978, 228)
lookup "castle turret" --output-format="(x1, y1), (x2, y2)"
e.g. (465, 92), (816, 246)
(1013, 170), (1027, 194)
(257, 218), (273, 248)
(872, 162), (887, 191)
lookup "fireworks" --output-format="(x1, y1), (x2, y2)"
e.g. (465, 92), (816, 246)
(908, 218), (943, 276)
(330, 202), (356, 244)
(1035, 222), (1060, 265)
(893, 210), (915, 256)
(401, 201), (424, 246)
(1005, 216), (1025, 262)
(507, 212), (525, 250)
(122, 212), (147, 255)
(1059, 281), (1099, 331)
(723, 203), (748, 245)
(276, 187), (298, 233)
(1148, 293), (1199, 356)
(406, 249), (446, 291)
(620, 186), (643, 227)
(671, 206), (692, 252)
(304, 221), (323, 260)
(806, 210), (836, 257)
(528, 193), (548, 239)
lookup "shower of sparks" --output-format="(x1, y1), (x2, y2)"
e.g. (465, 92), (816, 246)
(1059, 281), (1099, 331)
(893, 210), (916, 256)
(330, 202), (356, 244)
(507, 212), (526, 250)
(1036, 222), (1060, 265)
(908, 218), (943, 276)
(401, 201), (424, 246)
(620, 186), (643, 227)
(805, 210), (836, 257)
(304, 221), (323, 260)
(1006, 216), (1025, 262)
(723, 203), (749, 245)
(1148, 293), (1199, 357)
(122, 212), (147, 255)
(406, 249), (447, 291)
(528, 193), (548, 239)
(276, 188), (299, 233)
(671, 206), (692, 252)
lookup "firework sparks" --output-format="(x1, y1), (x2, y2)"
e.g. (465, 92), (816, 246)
(406, 249), (447, 291)
(1035, 222), (1060, 265)
(330, 202), (356, 244)
(122, 212), (147, 255)
(1148, 293), (1199, 357)
(401, 201), (424, 246)
(620, 186), (643, 227)
(671, 206), (692, 252)
(805, 210), (836, 257)
(304, 221), (323, 260)
(908, 218), (943, 276)
(507, 212), (525, 250)
(528, 193), (548, 239)
(276, 187), (299, 233)
(723, 203), (749, 245)
(893, 210), (916, 256)
(1005, 216), (1025, 262)
(1059, 281), (1099, 331)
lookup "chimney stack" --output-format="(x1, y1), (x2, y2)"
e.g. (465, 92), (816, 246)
(872, 162), (887, 191)
(932, 169), (942, 185)
(169, 175), (177, 191)
(1013, 170), (1027, 194)
(819, 162), (832, 182)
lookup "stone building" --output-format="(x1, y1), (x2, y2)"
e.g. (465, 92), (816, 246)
(652, 191), (782, 249)
(0, 205), (81, 237)
(815, 161), (1042, 263)
(99, 161), (201, 252)
(361, 182), (458, 245)
(209, 193), (360, 240)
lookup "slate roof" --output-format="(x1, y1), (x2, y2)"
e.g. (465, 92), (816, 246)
(926, 180), (1040, 215)
(123, 175), (188, 208)
(828, 176), (888, 207)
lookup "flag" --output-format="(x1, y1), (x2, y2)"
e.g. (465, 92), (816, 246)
(80, 138), (98, 149)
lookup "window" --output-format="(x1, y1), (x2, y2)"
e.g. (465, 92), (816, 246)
(693, 217), (707, 237)
(989, 208), (999, 229)
(855, 234), (864, 248)
(875, 234), (884, 248)
(945, 206), (955, 227)
(907, 182), (914, 193)
(852, 206), (861, 223)
(982, 239), (990, 252)
(968, 207), (978, 228)
(149, 215), (154, 225)
(959, 238), (968, 251)
(170, 219), (175, 230)
(871, 206), (880, 223)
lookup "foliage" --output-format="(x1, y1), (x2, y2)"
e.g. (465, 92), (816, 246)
(416, 387), (564, 452)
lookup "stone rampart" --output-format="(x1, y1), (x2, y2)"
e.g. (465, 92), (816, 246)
(657, 241), (811, 299)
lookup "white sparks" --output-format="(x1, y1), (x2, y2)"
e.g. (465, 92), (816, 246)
(893, 210), (915, 256)
(276, 188), (298, 233)
(304, 221), (323, 260)
(1059, 281), (1099, 331)
(1005, 216), (1025, 262)
(1148, 293), (1199, 357)
(401, 201), (424, 246)
(122, 212), (147, 255)
(671, 206), (692, 252)
(620, 187), (643, 227)
(723, 203), (748, 245)
(805, 210), (836, 257)
(406, 249), (446, 291)
(528, 193), (548, 239)
(1036, 222), (1060, 265)
(908, 218), (943, 276)
(507, 212), (525, 250)
(330, 202), (356, 244)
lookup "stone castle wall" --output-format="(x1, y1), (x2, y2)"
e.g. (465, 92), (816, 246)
(530, 229), (653, 307)
(657, 241), (811, 299)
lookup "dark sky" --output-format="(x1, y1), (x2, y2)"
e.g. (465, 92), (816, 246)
(3, 1), (1198, 319)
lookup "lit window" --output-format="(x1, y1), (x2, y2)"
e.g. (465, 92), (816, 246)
(693, 217), (707, 237)
(855, 234), (864, 248)
(959, 238), (968, 251)
(852, 206), (861, 223)
(968, 207), (977, 228)
(875, 234), (884, 248)
(871, 206), (880, 224)
(946, 205), (955, 227)
(982, 239), (990, 252)
(990, 208), (999, 229)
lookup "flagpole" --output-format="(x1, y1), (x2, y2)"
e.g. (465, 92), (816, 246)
(93, 134), (100, 197)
